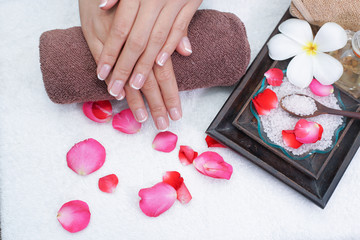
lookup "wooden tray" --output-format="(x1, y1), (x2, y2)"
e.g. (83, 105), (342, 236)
(206, 10), (360, 208)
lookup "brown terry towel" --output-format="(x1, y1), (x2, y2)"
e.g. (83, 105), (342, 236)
(39, 10), (250, 104)
(290, 0), (360, 31)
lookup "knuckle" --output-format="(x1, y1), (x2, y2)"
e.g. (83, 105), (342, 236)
(150, 105), (167, 115)
(164, 95), (179, 106)
(156, 68), (173, 82)
(127, 35), (146, 52)
(173, 20), (187, 33)
(114, 67), (132, 79)
(141, 78), (158, 92)
(111, 22), (129, 39)
(151, 30), (167, 45)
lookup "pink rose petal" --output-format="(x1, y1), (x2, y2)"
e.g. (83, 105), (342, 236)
(178, 145), (198, 165)
(177, 182), (192, 204)
(205, 135), (226, 148)
(152, 131), (178, 153)
(264, 68), (284, 86)
(193, 151), (233, 180)
(282, 130), (303, 149)
(309, 78), (334, 97)
(98, 174), (119, 193)
(139, 182), (177, 217)
(294, 119), (323, 144)
(83, 101), (112, 123)
(57, 200), (91, 233)
(66, 138), (106, 176)
(252, 89), (278, 115)
(162, 171), (183, 190)
(112, 108), (141, 134)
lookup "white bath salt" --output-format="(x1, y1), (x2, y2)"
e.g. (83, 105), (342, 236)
(281, 94), (317, 116)
(259, 77), (344, 156)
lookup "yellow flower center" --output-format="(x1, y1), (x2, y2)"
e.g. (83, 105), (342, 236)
(303, 42), (318, 56)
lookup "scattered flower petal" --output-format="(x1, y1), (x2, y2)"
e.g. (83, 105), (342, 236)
(152, 131), (178, 153)
(309, 78), (334, 96)
(205, 135), (226, 148)
(66, 138), (106, 176)
(162, 171), (183, 190)
(179, 145), (198, 165)
(98, 174), (119, 193)
(57, 200), (91, 233)
(193, 151), (233, 180)
(83, 101), (112, 123)
(177, 182), (192, 204)
(139, 182), (177, 217)
(252, 89), (278, 115)
(264, 68), (284, 86)
(294, 119), (323, 144)
(112, 108), (141, 134)
(282, 130), (303, 149)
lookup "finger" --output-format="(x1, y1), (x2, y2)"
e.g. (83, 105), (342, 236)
(128, 1), (186, 90)
(141, 71), (169, 131)
(156, 1), (201, 66)
(97, 0), (139, 81)
(99, 0), (119, 10)
(153, 58), (182, 121)
(175, 35), (192, 57)
(124, 84), (148, 123)
(108, 1), (164, 93)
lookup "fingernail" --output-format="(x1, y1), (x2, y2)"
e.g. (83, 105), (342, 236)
(157, 52), (170, 66)
(109, 80), (124, 97)
(115, 89), (125, 101)
(131, 74), (145, 90)
(182, 36), (192, 53)
(156, 117), (168, 131)
(97, 64), (111, 80)
(99, 0), (107, 7)
(169, 108), (182, 121)
(135, 108), (147, 123)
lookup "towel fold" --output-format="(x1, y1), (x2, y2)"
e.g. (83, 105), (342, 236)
(39, 10), (250, 104)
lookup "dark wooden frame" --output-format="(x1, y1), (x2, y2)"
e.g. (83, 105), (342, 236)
(206, 10), (360, 208)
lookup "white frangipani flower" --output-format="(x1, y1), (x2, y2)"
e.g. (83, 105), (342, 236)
(267, 19), (347, 88)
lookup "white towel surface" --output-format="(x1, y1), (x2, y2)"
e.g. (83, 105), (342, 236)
(1, 0), (360, 239)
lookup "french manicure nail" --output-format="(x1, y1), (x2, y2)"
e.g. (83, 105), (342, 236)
(97, 64), (111, 80)
(99, 0), (107, 8)
(157, 52), (170, 66)
(156, 117), (168, 131)
(182, 36), (192, 53)
(169, 108), (182, 121)
(135, 108), (147, 122)
(109, 80), (124, 97)
(115, 90), (125, 101)
(131, 74), (145, 90)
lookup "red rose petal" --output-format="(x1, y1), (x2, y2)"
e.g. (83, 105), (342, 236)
(98, 174), (119, 193)
(162, 171), (184, 190)
(252, 89), (278, 115)
(83, 101), (112, 123)
(205, 135), (226, 148)
(178, 145), (198, 165)
(152, 131), (178, 153)
(139, 182), (177, 217)
(294, 119), (323, 144)
(264, 68), (284, 86)
(57, 200), (91, 233)
(66, 138), (106, 176)
(112, 108), (141, 134)
(177, 182), (192, 204)
(193, 151), (233, 180)
(282, 130), (303, 149)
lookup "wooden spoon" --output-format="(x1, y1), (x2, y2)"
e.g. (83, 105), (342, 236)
(280, 94), (360, 119)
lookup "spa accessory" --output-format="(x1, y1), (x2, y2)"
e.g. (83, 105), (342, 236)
(280, 94), (360, 119)
(39, 10), (250, 104)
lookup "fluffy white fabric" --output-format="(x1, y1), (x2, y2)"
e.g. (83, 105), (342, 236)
(1, 0), (360, 239)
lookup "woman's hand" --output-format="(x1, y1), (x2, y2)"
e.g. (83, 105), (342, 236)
(79, 0), (191, 130)
(96, 0), (202, 94)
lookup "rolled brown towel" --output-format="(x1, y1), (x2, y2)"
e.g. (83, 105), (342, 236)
(39, 9), (250, 104)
